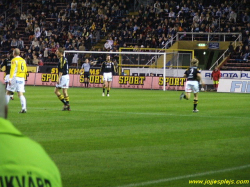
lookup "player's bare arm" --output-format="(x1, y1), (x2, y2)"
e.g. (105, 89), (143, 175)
(57, 72), (62, 84)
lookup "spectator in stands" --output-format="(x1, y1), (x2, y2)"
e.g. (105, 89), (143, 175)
(20, 12), (27, 20)
(1, 0), (249, 65)
(17, 38), (24, 50)
(10, 38), (18, 48)
(72, 53), (79, 65)
(71, 0), (77, 11)
(235, 42), (244, 58)
(237, 26), (244, 33)
(229, 10), (237, 23)
(104, 37), (113, 50)
(4, 31), (11, 40)
(154, 1), (161, 15)
(193, 12), (200, 23)
(227, 42), (235, 56)
(244, 36), (250, 47)
(34, 29), (41, 38)
(242, 12), (250, 25)
(44, 48), (49, 62)
(28, 28), (34, 41)
(34, 24), (40, 33)
(23, 45), (29, 53)
(32, 55), (39, 65)
(39, 41), (46, 52)
(242, 30), (250, 41)
(242, 45), (250, 61)
(31, 38), (40, 49)
(47, 29), (53, 38)
(246, 23), (250, 33)
(25, 55), (32, 65)
(84, 35), (92, 51)
(168, 8), (175, 18)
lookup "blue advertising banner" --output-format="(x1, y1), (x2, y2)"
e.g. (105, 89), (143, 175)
(208, 42), (220, 49)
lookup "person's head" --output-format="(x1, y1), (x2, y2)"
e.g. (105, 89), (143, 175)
(13, 48), (20, 57)
(106, 55), (111, 61)
(214, 66), (219, 71)
(0, 84), (7, 119)
(85, 58), (89, 63)
(56, 47), (64, 58)
(191, 58), (199, 67)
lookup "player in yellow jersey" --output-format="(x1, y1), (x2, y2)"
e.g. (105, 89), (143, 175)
(6, 48), (27, 113)
(0, 84), (62, 186)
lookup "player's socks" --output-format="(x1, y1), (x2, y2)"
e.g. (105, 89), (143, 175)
(107, 88), (110, 95)
(20, 95), (26, 110)
(87, 82), (89, 88)
(193, 100), (198, 110)
(58, 94), (67, 105)
(64, 96), (70, 111)
(64, 96), (69, 105)
(10, 92), (14, 100)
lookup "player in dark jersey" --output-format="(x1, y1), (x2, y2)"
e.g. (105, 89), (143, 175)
(54, 47), (70, 111)
(100, 55), (116, 97)
(0, 53), (14, 100)
(180, 58), (204, 113)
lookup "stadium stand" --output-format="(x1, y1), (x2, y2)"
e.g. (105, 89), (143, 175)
(0, 0), (249, 70)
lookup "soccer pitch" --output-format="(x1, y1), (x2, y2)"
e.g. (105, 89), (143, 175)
(7, 86), (250, 187)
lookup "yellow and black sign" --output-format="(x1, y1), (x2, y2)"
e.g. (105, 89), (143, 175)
(119, 76), (145, 85)
(159, 77), (186, 86)
(41, 74), (58, 82)
(48, 68), (100, 75)
(27, 66), (38, 73)
(79, 75), (103, 84)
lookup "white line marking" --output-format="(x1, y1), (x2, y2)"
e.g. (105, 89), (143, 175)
(116, 164), (250, 187)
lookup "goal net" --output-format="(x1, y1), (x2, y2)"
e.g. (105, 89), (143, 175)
(64, 49), (193, 91)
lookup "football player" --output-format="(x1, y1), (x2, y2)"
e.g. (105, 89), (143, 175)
(180, 58), (204, 113)
(54, 47), (70, 111)
(6, 48), (27, 113)
(0, 53), (14, 100)
(100, 55), (116, 97)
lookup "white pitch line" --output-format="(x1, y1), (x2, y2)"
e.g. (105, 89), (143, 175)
(116, 164), (250, 187)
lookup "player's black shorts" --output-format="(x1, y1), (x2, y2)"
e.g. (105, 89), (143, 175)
(84, 71), (90, 78)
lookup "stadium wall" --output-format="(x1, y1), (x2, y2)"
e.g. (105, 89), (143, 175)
(0, 72), (185, 90)
(1, 70), (249, 92)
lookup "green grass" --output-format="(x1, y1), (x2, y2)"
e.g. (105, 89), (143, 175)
(8, 86), (250, 187)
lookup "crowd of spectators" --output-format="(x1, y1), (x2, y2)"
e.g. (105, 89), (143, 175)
(0, 0), (132, 65)
(0, 0), (249, 67)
